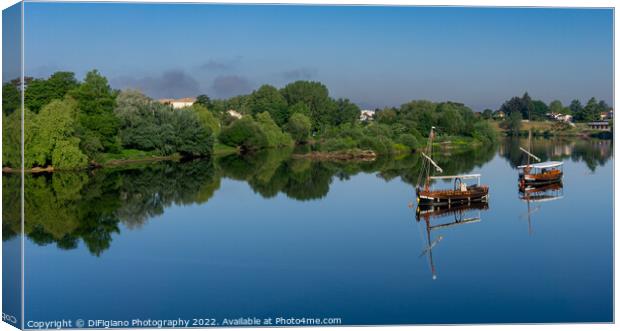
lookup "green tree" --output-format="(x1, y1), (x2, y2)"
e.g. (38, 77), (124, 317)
(569, 99), (583, 119)
(531, 100), (549, 120)
(437, 106), (463, 135)
(376, 108), (397, 125)
(247, 85), (288, 126)
(25, 71), (79, 113)
(2, 83), (20, 115)
(499, 92), (533, 119)
(2, 109), (22, 167)
(549, 100), (564, 114)
(505, 110), (522, 135)
(254, 112), (293, 147)
(398, 133), (419, 151)
(332, 98), (360, 126)
(192, 104), (221, 135)
(69, 70), (120, 155)
(219, 117), (268, 151)
(481, 109), (493, 120)
(286, 112), (312, 143)
(289, 102), (311, 117)
(24, 99), (88, 169)
(280, 81), (333, 131)
(581, 97), (602, 122)
(195, 94), (213, 109)
(171, 109), (214, 156)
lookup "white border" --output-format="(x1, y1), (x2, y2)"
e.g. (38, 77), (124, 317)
(0, 1), (616, 331)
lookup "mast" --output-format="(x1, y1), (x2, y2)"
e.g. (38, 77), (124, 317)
(417, 126), (438, 190)
(528, 106), (532, 165)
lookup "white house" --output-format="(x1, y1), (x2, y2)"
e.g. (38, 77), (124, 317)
(547, 112), (573, 123)
(227, 109), (243, 119)
(158, 97), (196, 109)
(360, 109), (375, 121)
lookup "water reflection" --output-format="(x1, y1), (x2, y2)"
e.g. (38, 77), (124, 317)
(519, 182), (564, 235)
(414, 203), (489, 280)
(500, 137), (612, 172)
(2, 137), (611, 256)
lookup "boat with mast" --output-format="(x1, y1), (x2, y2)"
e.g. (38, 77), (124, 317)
(415, 127), (489, 206)
(518, 110), (563, 189)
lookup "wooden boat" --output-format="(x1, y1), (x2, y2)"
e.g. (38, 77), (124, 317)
(518, 161), (563, 188)
(415, 127), (489, 206)
(518, 110), (563, 188)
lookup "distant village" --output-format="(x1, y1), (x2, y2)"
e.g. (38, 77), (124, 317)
(158, 97), (613, 132)
(491, 108), (613, 131)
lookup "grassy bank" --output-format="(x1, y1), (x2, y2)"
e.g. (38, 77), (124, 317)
(490, 120), (612, 138)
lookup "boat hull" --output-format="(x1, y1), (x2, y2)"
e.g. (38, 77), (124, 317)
(416, 186), (489, 206)
(519, 172), (563, 188)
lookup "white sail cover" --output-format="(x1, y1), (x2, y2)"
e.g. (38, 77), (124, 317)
(517, 161), (563, 169)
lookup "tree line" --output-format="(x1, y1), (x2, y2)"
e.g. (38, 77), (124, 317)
(3, 70), (499, 170)
(483, 92), (611, 123)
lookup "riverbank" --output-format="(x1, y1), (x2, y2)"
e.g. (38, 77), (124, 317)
(292, 149), (377, 161)
(490, 120), (613, 138)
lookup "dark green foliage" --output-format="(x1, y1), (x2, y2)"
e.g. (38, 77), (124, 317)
(114, 90), (213, 157)
(247, 85), (288, 126)
(192, 104), (221, 135)
(376, 108), (398, 125)
(254, 112), (293, 147)
(549, 100), (565, 114)
(571, 98), (609, 122)
(280, 81), (333, 131)
(569, 99), (583, 116)
(2, 83), (20, 115)
(219, 117), (268, 151)
(24, 71), (79, 113)
(358, 135), (393, 155)
(22, 99), (88, 169)
(171, 109), (214, 156)
(579, 97), (604, 122)
(332, 98), (360, 126)
(398, 133), (419, 150)
(505, 110), (523, 135)
(286, 112), (312, 143)
(499, 92), (533, 119)
(531, 100), (549, 120)
(482, 109), (493, 119)
(195, 94), (213, 109)
(472, 121), (498, 144)
(68, 70), (120, 154)
(2, 110), (21, 168)
(219, 113), (292, 151)
(321, 137), (358, 152)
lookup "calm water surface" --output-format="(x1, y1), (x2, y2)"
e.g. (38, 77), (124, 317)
(3, 138), (613, 325)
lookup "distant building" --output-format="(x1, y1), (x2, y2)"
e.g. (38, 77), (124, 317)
(600, 109), (614, 121)
(547, 112), (573, 123)
(586, 121), (611, 131)
(227, 109), (243, 119)
(158, 97), (196, 109)
(493, 110), (505, 119)
(360, 109), (375, 121)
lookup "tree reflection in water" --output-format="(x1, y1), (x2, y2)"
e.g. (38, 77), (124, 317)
(2, 137), (611, 256)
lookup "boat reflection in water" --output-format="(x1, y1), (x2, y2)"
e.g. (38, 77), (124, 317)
(414, 202), (489, 280)
(519, 181), (564, 235)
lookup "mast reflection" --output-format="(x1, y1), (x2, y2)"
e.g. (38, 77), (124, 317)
(414, 203), (489, 280)
(519, 181), (564, 235)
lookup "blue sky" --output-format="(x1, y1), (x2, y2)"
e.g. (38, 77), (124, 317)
(22, 3), (613, 110)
